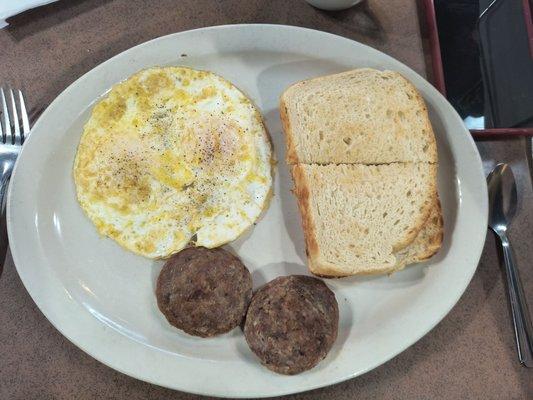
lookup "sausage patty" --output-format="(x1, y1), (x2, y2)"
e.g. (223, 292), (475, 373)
(244, 275), (338, 374)
(156, 247), (252, 337)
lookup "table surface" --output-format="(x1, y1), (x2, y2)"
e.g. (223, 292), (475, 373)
(1, 1), (532, 399)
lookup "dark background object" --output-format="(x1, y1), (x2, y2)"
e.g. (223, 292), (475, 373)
(431, 0), (533, 135)
(435, 0), (484, 128)
(479, 0), (533, 128)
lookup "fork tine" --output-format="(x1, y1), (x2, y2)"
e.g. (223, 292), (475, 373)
(18, 90), (30, 141)
(0, 97), (3, 143)
(0, 88), (9, 144)
(9, 89), (21, 145)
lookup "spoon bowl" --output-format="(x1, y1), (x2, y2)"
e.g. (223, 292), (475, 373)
(487, 163), (517, 234)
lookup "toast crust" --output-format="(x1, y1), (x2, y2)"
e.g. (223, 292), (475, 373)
(394, 72), (438, 164)
(391, 164), (438, 252)
(291, 165), (319, 270)
(394, 197), (444, 272)
(280, 95), (299, 164)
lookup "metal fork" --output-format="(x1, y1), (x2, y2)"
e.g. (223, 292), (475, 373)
(0, 88), (30, 269)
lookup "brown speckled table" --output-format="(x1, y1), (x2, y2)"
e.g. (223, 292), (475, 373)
(0, 1), (532, 399)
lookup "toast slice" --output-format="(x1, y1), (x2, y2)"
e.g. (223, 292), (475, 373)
(393, 198), (443, 272)
(291, 163), (438, 277)
(280, 68), (438, 165)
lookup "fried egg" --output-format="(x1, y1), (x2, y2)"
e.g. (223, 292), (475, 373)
(74, 67), (272, 258)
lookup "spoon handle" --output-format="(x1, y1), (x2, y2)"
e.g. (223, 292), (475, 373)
(499, 232), (533, 367)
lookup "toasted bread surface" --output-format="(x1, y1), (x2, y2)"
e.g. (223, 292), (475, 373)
(280, 68), (438, 165)
(292, 163), (438, 277)
(282, 68), (442, 277)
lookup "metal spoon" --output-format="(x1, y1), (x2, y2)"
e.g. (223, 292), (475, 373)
(487, 163), (533, 367)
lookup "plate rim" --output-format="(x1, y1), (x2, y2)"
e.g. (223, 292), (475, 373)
(7, 23), (488, 398)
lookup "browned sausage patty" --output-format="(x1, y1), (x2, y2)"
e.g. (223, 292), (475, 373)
(156, 247), (252, 337)
(244, 275), (338, 375)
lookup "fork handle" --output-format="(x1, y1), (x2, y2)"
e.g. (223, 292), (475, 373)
(0, 173), (10, 270)
(499, 232), (533, 367)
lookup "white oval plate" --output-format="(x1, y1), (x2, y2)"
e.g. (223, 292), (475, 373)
(7, 25), (487, 398)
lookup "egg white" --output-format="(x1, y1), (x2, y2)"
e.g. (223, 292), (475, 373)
(74, 66), (272, 258)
